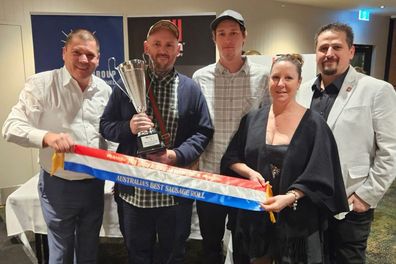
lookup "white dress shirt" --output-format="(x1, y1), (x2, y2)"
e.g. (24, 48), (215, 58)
(2, 67), (112, 180)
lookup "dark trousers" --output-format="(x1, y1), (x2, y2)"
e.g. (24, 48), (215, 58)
(326, 209), (374, 264)
(196, 201), (237, 264)
(121, 199), (192, 264)
(38, 170), (104, 264)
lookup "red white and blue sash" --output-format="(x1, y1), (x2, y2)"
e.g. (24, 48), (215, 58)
(53, 145), (273, 213)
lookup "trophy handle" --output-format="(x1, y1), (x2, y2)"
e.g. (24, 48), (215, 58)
(107, 57), (130, 98)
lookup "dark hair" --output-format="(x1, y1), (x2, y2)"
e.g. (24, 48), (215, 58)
(271, 53), (304, 79)
(314, 23), (354, 48)
(213, 22), (246, 35)
(64, 29), (100, 52)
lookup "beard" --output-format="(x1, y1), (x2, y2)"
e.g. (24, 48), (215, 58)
(147, 54), (173, 77)
(322, 61), (338, 76)
(323, 68), (337, 75)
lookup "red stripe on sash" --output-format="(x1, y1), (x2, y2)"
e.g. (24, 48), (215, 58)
(73, 145), (267, 191)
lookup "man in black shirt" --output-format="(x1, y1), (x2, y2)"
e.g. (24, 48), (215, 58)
(297, 22), (396, 263)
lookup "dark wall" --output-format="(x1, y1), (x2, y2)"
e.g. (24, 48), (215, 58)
(128, 15), (216, 77)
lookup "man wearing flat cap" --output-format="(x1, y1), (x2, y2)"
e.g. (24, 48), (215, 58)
(100, 20), (213, 264)
(193, 9), (270, 264)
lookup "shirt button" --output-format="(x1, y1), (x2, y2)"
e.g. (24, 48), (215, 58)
(320, 112), (324, 116)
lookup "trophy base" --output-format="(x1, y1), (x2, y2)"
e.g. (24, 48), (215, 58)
(137, 129), (166, 156)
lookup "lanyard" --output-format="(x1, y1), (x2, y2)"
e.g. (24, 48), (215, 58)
(147, 79), (171, 146)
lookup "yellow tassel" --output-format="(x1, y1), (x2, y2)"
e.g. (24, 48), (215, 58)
(266, 183), (276, 223)
(50, 152), (64, 176)
(269, 211), (276, 223)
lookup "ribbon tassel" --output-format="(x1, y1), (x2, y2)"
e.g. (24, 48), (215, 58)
(266, 183), (276, 223)
(50, 152), (64, 176)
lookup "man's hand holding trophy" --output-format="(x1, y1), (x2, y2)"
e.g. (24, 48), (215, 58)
(108, 58), (166, 156)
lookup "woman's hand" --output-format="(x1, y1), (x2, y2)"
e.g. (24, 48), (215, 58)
(261, 189), (303, 213)
(247, 170), (266, 187)
(261, 194), (294, 212)
(229, 163), (266, 187)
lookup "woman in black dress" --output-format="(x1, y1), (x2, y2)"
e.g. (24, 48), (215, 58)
(221, 54), (349, 264)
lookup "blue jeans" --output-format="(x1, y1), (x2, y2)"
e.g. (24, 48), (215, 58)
(121, 199), (193, 264)
(38, 170), (104, 264)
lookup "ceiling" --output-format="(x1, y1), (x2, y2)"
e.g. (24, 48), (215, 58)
(276, 0), (396, 16)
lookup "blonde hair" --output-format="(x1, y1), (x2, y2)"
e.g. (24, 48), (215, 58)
(271, 53), (304, 79)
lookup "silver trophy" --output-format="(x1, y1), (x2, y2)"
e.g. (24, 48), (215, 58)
(108, 57), (165, 155)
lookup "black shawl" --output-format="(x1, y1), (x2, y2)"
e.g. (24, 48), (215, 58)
(221, 106), (348, 257)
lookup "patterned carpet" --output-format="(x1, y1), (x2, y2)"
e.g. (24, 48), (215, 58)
(366, 181), (396, 263)
(0, 181), (395, 263)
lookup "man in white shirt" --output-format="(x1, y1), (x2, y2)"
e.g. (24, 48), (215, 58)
(193, 10), (270, 264)
(2, 29), (112, 263)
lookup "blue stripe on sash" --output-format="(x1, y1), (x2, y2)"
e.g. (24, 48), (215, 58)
(65, 161), (262, 211)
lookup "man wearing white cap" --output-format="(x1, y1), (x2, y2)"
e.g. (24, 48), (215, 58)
(193, 10), (270, 264)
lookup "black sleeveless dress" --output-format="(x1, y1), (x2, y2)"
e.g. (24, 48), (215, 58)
(234, 144), (324, 264)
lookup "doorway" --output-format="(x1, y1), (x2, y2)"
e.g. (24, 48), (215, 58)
(385, 18), (396, 88)
(351, 44), (373, 75)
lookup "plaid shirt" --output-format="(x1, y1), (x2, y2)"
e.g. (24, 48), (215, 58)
(120, 68), (179, 208)
(193, 57), (271, 173)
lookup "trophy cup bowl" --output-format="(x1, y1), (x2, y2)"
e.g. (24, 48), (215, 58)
(108, 57), (165, 155)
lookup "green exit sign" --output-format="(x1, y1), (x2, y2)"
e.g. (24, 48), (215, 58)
(359, 10), (370, 21)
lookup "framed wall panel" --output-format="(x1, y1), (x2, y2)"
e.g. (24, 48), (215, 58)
(31, 14), (124, 87)
(128, 15), (216, 77)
